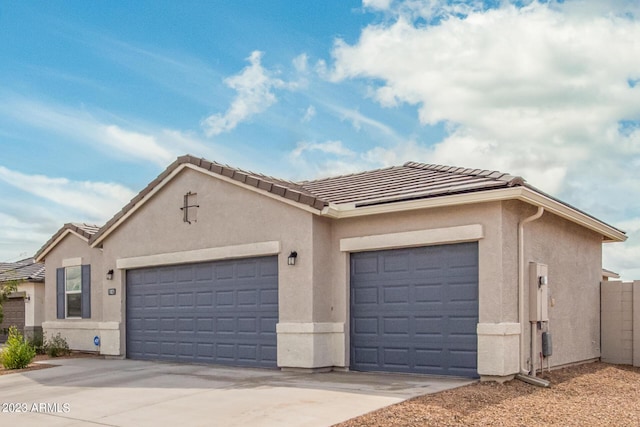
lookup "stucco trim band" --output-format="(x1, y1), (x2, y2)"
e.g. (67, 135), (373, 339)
(276, 323), (346, 368)
(115, 241), (281, 270)
(43, 321), (120, 330)
(339, 224), (484, 252)
(477, 322), (521, 336)
(477, 322), (521, 377)
(62, 257), (83, 267)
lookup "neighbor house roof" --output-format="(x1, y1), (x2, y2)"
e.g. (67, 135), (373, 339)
(35, 154), (627, 261)
(602, 268), (621, 279)
(0, 257), (45, 283)
(34, 223), (101, 262)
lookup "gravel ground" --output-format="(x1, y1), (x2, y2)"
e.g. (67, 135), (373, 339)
(334, 362), (640, 427)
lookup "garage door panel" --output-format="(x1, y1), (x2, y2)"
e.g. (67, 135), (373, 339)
(260, 289), (278, 306)
(383, 317), (410, 336)
(383, 286), (410, 304)
(237, 289), (257, 306)
(259, 259), (278, 277)
(352, 254), (379, 275)
(383, 253), (410, 273)
(353, 286), (379, 305)
(383, 348), (410, 366)
(127, 256), (278, 367)
(353, 316), (379, 335)
(260, 317), (278, 334)
(351, 242), (478, 377)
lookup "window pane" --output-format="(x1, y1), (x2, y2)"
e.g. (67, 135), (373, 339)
(67, 293), (82, 317)
(66, 266), (81, 292)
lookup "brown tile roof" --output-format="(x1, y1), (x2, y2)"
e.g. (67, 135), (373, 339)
(301, 162), (525, 206)
(0, 258), (45, 283)
(36, 154), (624, 256)
(87, 155), (528, 246)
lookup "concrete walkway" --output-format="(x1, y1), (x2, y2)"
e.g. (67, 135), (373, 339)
(0, 358), (474, 426)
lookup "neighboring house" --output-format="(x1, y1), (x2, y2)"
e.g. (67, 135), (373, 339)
(34, 155), (626, 379)
(602, 268), (621, 281)
(0, 258), (45, 342)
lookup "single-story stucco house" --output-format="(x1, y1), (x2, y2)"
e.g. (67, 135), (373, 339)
(34, 155), (626, 379)
(0, 258), (46, 342)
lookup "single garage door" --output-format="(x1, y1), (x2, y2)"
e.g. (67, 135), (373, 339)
(126, 256), (278, 368)
(0, 296), (25, 343)
(350, 242), (478, 377)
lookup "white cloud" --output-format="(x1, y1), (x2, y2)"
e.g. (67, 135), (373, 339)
(288, 140), (365, 178)
(202, 51), (285, 136)
(101, 125), (174, 166)
(302, 105), (316, 123)
(604, 217), (640, 281)
(327, 0), (640, 275)
(0, 94), (228, 166)
(290, 140), (356, 159)
(331, 1), (640, 202)
(0, 166), (136, 221)
(363, 0), (393, 11)
(293, 53), (309, 73)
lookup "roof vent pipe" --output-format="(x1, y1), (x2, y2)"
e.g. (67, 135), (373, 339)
(518, 206), (544, 378)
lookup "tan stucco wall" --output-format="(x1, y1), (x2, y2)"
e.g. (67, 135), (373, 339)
(328, 201), (511, 325)
(39, 166), (608, 375)
(504, 201), (603, 371)
(101, 167), (317, 357)
(41, 233), (106, 352)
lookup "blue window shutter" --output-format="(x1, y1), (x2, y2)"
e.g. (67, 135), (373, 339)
(56, 268), (65, 319)
(81, 265), (91, 319)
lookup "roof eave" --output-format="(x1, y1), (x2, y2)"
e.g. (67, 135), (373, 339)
(321, 187), (626, 243)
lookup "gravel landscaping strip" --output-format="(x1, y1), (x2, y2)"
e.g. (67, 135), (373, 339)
(334, 362), (640, 427)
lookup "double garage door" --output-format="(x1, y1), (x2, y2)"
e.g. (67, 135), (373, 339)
(351, 242), (479, 378)
(125, 243), (477, 376)
(126, 256), (278, 368)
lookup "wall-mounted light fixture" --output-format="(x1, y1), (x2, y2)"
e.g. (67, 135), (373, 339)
(288, 251), (298, 266)
(25, 294), (31, 302)
(106, 269), (114, 280)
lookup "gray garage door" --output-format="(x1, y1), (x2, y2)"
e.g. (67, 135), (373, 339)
(126, 256), (278, 368)
(350, 242), (478, 378)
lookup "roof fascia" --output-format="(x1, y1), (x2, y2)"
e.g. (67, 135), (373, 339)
(516, 187), (626, 243)
(90, 163), (321, 248)
(34, 229), (89, 263)
(186, 164), (323, 215)
(321, 187), (626, 243)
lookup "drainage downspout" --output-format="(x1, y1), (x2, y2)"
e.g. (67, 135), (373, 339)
(516, 206), (549, 387)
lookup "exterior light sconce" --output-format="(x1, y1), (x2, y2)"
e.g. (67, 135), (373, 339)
(288, 251), (298, 266)
(106, 269), (114, 280)
(25, 294), (31, 302)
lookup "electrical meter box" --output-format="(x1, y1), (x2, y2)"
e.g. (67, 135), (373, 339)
(529, 262), (549, 322)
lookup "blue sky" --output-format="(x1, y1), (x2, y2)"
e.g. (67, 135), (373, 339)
(1, 0), (639, 279)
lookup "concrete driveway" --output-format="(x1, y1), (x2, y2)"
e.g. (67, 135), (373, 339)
(0, 358), (473, 426)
